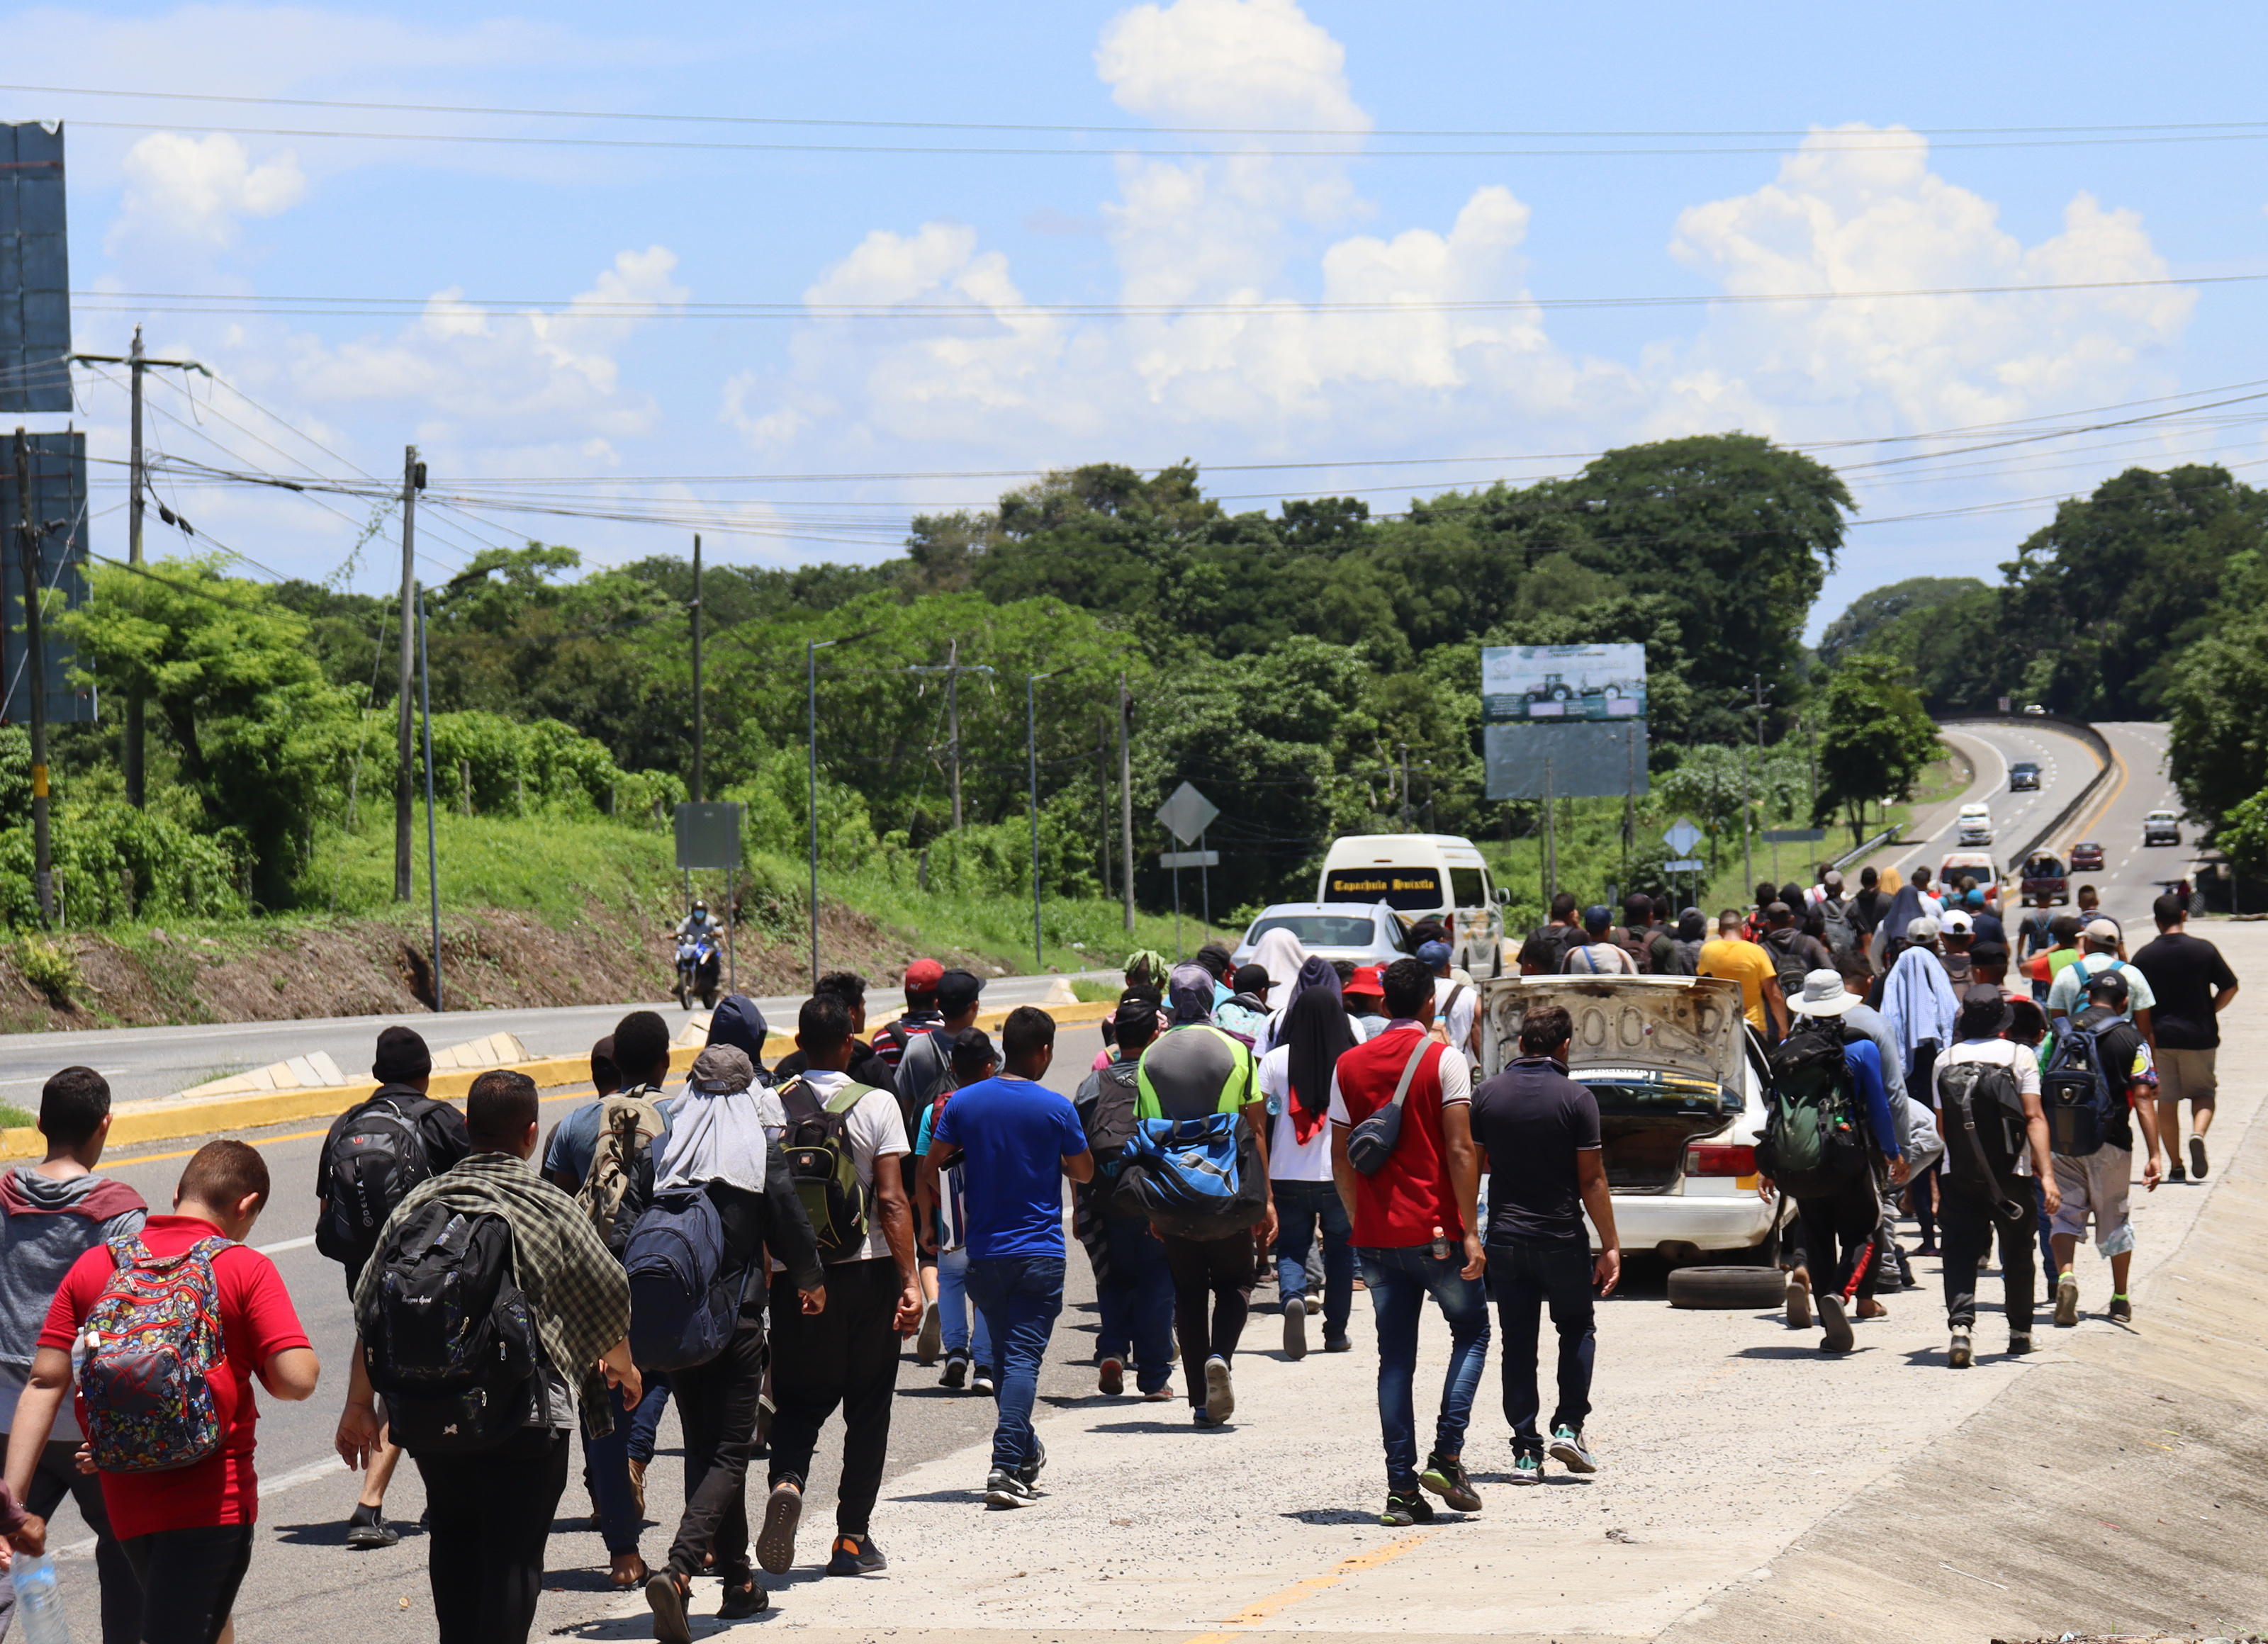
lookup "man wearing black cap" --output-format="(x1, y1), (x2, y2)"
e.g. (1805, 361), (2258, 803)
(315, 1025), (470, 1549)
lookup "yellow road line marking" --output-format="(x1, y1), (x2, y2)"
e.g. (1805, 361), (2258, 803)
(1179, 1529), (1435, 1643)
(100, 1082), (599, 1171)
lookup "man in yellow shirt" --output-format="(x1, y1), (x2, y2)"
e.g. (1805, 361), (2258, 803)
(1699, 910), (1789, 1040)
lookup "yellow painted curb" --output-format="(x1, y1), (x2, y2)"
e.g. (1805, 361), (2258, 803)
(0, 996), (1116, 1161)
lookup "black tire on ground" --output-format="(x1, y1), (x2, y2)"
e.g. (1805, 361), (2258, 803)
(1667, 1266), (1790, 1310)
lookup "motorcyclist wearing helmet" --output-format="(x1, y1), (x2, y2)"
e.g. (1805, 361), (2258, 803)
(674, 900), (722, 942)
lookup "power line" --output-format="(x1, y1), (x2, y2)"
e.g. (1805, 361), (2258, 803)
(65, 268), (2263, 320)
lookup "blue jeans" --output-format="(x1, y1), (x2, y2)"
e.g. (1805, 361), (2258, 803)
(1095, 1212), (1176, 1392)
(1485, 1237), (1595, 1456)
(1272, 1178), (1354, 1344)
(1357, 1243), (1491, 1494)
(936, 1245), (995, 1366)
(582, 1371), (670, 1555)
(965, 1254), (1066, 1473)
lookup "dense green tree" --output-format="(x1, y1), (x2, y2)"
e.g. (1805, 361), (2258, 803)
(1812, 655), (1942, 838)
(1817, 576), (1987, 669)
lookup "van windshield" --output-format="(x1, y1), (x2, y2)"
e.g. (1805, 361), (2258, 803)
(1245, 913), (1387, 950)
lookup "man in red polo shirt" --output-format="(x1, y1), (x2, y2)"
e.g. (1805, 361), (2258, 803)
(5, 1139), (318, 1644)
(1329, 957), (1489, 1529)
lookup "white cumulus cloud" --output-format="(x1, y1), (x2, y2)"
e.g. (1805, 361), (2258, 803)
(110, 132), (305, 249)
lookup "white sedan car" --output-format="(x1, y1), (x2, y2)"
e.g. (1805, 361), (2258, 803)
(1230, 901), (1409, 970)
(1475, 974), (1790, 1263)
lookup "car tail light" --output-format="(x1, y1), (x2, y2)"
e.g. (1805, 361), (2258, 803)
(1685, 1144), (1755, 1177)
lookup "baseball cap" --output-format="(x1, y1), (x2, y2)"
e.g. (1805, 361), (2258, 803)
(1415, 939), (1453, 967)
(2084, 967), (2131, 1003)
(1907, 916), (1941, 942)
(1957, 983), (2011, 1037)
(1581, 905), (1612, 933)
(2084, 918), (2122, 944)
(1233, 962), (1271, 996)
(1346, 964), (1386, 998)
(689, 1044), (756, 1094)
(903, 957), (943, 992)
(1941, 908), (1974, 935)
(937, 967), (984, 1013)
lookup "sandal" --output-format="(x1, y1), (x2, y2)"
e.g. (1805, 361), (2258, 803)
(609, 1553), (650, 1590)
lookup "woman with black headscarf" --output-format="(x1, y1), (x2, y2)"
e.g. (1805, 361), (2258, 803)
(1255, 974), (1358, 1356)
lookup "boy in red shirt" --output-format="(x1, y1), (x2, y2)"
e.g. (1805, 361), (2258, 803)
(1329, 957), (1490, 1528)
(3, 1139), (318, 1644)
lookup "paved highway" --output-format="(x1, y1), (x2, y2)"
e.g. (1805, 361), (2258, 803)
(1868, 718), (2183, 934)
(0, 971), (1113, 1109)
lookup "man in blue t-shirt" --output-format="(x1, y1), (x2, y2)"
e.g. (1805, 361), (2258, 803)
(919, 1006), (1091, 1510)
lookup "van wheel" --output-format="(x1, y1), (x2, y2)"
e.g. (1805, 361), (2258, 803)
(1667, 1266), (1790, 1310)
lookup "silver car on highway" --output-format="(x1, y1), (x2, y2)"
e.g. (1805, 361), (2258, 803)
(1230, 901), (1409, 969)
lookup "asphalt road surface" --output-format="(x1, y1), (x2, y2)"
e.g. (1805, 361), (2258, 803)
(26, 1018), (1123, 1644)
(1865, 718), (2182, 934)
(0, 972), (1113, 1109)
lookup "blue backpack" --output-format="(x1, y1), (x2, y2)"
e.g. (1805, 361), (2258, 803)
(622, 1188), (737, 1373)
(1109, 1113), (1267, 1240)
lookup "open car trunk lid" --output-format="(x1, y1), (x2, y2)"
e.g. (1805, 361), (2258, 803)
(1478, 976), (1751, 1193)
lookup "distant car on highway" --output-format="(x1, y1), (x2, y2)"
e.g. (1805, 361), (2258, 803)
(2009, 762), (2040, 791)
(2143, 809), (2182, 848)
(1956, 803), (1994, 846)
(2068, 840), (2105, 873)
(2022, 704), (2048, 715)
(2019, 852), (2067, 905)
(1230, 901), (1408, 971)
(1939, 851), (2001, 906)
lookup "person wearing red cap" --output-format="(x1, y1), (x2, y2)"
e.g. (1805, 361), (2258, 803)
(1344, 966), (1388, 1037)
(873, 961), (947, 1076)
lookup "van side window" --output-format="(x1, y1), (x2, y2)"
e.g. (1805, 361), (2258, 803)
(1450, 867), (1486, 907)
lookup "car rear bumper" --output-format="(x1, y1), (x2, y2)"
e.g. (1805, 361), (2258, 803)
(1593, 1192), (1781, 1254)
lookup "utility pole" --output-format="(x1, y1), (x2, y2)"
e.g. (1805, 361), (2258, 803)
(690, 534), (704, 804)
(11, 432), (51, 922)
(418, 585), (443, 1010)
(1096, 714), (1111, 898)
(1118, 675), (1135, 933)
(394, 446), (423, 901)
(947, 638), (961, 830)
(125, 329), (145, 809)
(1543, 755), (1556, 903)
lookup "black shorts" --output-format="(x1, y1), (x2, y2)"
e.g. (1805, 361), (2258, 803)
(121, 1521), (257, 1644)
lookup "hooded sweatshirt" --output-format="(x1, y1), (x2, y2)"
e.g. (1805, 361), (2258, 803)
(0, 1166), (148, 1435)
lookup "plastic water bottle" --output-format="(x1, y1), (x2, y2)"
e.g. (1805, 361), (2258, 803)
(12, 1550), (72, 1644)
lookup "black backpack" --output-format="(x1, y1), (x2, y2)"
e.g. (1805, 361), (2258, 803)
(1938, 1057), (2030, 1217)
(2043, 1016), (2122, 1157)
(1525, 924), (1576, 972)
(1756, 1020), (1867, 1197)
(778, 1078), (875, 1259)
(1075, 1064), (1142, 1180)
(318, 1094), (444, 1273)
(1764, 930), (1814, 998)
(358, 1201), (539, 1455)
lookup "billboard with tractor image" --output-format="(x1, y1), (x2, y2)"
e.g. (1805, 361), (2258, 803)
(1481, 643), (1647, 724)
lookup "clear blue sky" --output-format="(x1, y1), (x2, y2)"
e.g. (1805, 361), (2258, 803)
(10, 0), (2268, 634)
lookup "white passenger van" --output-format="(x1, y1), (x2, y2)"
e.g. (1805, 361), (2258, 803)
(1317, 833), (1506, 977)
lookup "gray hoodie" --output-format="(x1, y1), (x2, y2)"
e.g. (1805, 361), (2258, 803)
(0, 1166), (148, 1438)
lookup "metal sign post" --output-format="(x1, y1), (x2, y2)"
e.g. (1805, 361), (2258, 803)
(1154, 783), (1220, 962)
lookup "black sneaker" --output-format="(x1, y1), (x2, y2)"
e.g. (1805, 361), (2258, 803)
(757, 1481), (802, 1575)
(1018, 1438), (1048, 1489)
(942, 1353), (969, 1390)
(1283, 1296), (1309, 1361)
(718, 1580), (770, 1618)
(344, 1504), (400, 1550)
(2190, 1137), (2209, 1180)
(646, 1571), (694, 1644)
(1419, 1451), (1481, 1512)
(1380, 1491), (1437, 1528)
(984, 1468), (1038, 1509)
(826, 1534), (887, 1576)
(2169, 1163), (2187, 1183)
(2109, 1295), (2133, 1324)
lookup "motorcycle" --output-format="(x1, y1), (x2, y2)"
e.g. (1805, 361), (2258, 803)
(673, 932), (722, 1010)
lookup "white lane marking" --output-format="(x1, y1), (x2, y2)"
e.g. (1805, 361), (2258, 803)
(256, 1234), (316, 1256)
(57, 1457), (349, 1556)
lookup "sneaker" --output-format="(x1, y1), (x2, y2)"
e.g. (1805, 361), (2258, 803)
(344, 1504), (399, 1550)
(1509, 1451), (1543, 1486)
(2054, 1271), (2079, 1328)
(1379, 1491), (1437, 1527)
(2190, 1137), (2209, 1180)
(646, 1571), (694, 1644)
(2007, 1333), (2034, 1356)
(984, 1468), (1038, 1509)
(756, 1481), (802, 1575)
(1818, 1292), (1854, 1353)
(1018, 1438), (1048, 1488)
(1203, 1354), (1236, 1423)
(826, 1533), (887, 1576)
(2169, 1164), (2187, 1183)
(2109, 1295), (2132, 1324)
(1419, 1450), (1482, 1511)
(1948, 1329), (1973, 1369)
(941, 1352), (969, 1390)
(1914, 1242), (1941, 1258)
(1098, 1356), (1124, 1396)
(717, 1580), (770, 1618)
(1283, 1295), (1309, 1361)
(972, 1370), (997, 1397)
(1191, 1406), (1216, 1428)
(1785, 1268), (1812, 1331)
(916, 1303), (943, 1366)
(1548, 1425), (1598, 1474)
(1323, 1334), (1353, 1353)
(1141, 1385), (1178, 1402)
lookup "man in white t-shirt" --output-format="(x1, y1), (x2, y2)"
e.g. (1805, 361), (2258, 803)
(759, 994), (920, 1580)
(1931, 986), (2060, 1368)
(1559, 907), (1638, 979)
(1418, 940), (1481, 1054)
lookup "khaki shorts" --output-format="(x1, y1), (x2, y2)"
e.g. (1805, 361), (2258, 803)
(2158, 1047), (2217, 1109)
(2051, 1146), (2135, 1256)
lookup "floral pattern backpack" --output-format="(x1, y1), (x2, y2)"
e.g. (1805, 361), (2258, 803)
(79, 1235), (230, 1473)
